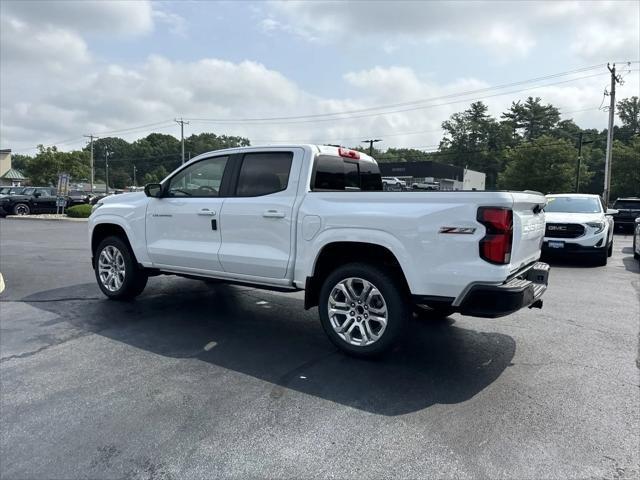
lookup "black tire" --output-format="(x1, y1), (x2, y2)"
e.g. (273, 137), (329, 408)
(13, 203), (30, 215)
(318, 262), (409, 358)
(94, 235), (148, 300)
(414, 304), (455, 321)
(607, 241), (613, 257)
(594, 247), (608, 266)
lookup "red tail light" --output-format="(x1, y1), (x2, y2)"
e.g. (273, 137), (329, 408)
(477, 207), (513, 264)
(338, 147), (360, 160)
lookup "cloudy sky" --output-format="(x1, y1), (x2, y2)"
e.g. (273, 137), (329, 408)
(1, 0), (639, 154)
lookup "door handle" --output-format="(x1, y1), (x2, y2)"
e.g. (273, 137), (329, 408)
(263, 209), (286, 218)
(197, 209), (216, 216)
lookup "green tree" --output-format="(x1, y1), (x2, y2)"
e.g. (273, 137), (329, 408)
(142, 166), (168, 184)
(617, 96), (639, 134)
(502, 96), (560, 141)
(610, 137), (640, 199)
(185, 132), (250, 158)
(439, 101), (506, 187)
(23, 146), (90, 185)
(616, 96), (640, 143)
(498, 136), (591, 193)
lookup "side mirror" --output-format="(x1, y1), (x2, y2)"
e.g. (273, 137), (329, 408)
(33, 192), (41, 198)
(606, 208), (618, 215)
(144, 183), (163, 198)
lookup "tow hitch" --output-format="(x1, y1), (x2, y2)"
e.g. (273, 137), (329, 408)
(529, 299), (543, 309)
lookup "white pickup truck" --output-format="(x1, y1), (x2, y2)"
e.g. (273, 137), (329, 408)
(88, 145), (549, 356)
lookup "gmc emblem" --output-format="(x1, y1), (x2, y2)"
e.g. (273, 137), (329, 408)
(548, 225), (567, 231)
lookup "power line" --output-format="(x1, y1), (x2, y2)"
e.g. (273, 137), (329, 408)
(185, 71), (613, 125)
(185, 64), (609, 123)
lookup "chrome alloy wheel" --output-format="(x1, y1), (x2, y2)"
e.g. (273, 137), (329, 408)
(328, 277), (388, 346)
(98, 245), (126, 292)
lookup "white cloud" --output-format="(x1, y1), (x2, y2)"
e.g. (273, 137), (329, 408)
(4, 54), (635, 155)
(1, 1), (638, 155)
(1, 0), (155, 35)
(0, 15), (90, 68)
(265, 0), (639, 61)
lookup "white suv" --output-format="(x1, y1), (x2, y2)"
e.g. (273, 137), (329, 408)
(542, 193), (616, 266)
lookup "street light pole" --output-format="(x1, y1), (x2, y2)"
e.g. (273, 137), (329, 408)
(575, 133), (594, 193)
(361, 139), (382, 156)
(105, 149), (110, 194)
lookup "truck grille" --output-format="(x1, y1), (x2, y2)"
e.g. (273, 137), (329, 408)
(545, 223), (585, 238)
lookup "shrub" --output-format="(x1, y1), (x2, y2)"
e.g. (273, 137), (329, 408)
(66, 204), (92, 218)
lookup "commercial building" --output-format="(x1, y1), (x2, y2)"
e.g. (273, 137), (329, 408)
(0, 149), (28, 186)
(379, 161), (485, 191)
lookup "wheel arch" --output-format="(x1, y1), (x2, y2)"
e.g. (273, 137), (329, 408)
(91, 222), (139, 266)
(303, 240), (411, 310)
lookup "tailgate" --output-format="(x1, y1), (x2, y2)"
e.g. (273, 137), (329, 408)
(509, 192), (546, 273)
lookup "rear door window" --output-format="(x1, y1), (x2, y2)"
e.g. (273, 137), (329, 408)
(235, 152), (293, 197)
(312, 155), (382, 191)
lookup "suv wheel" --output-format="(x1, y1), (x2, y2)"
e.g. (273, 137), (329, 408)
(13, 203), (30, 215)
(607, 241), (613, 257)
(95, 236), (148, 300)
(594, 247), (608, 266)
(318, 263), (408, 357)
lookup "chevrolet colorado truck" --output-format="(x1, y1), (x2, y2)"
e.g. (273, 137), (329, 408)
(88, 145), (549, 356)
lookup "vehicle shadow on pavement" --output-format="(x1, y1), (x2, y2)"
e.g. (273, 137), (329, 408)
(622, 255), (640, 274)
(21, 280), (515, 416)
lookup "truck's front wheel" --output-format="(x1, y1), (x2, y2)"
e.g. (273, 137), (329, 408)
(94, 236), (148, 300)
(318, 263), (408, 357)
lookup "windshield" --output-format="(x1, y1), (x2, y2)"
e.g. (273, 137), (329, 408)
(613, 200), (640, 209)
(545, 196), (602, 213)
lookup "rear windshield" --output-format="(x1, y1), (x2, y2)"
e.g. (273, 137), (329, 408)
(545, 197), (602, 213)
(613, 200), (640, 209)
(312, 155), (382, 191)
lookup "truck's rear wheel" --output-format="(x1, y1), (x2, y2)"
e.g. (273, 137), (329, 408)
(94, 236), (148, 300)
(318, 263), (408, 357)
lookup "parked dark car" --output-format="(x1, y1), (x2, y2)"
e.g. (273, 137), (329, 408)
(0, 186), (26, 196)
(66, 190), (92, 206)
(0, 187), (57, 216)
(612, 198), (640, 232)
(634, 217), (640, 261)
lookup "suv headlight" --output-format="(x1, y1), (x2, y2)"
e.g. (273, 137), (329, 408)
(91, 202), (103, 214)
(586, 221), (605, 234)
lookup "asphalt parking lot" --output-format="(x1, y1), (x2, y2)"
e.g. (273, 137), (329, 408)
(1, 219), (638, 479)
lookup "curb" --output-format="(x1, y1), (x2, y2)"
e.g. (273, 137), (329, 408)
(3, 215), (88, 222)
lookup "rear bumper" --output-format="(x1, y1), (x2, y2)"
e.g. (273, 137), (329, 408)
(457, 262), (550, 318)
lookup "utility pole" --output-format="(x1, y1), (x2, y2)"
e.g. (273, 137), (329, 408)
(603, 63), (621, 208)
(105, 149), (110, 194)
(83, 134), (97, 193)
(133, 164), (137, 187)
(175, 118), (190, 164)
(575, 133), (594, 193)
(361, 138), (382, 156)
